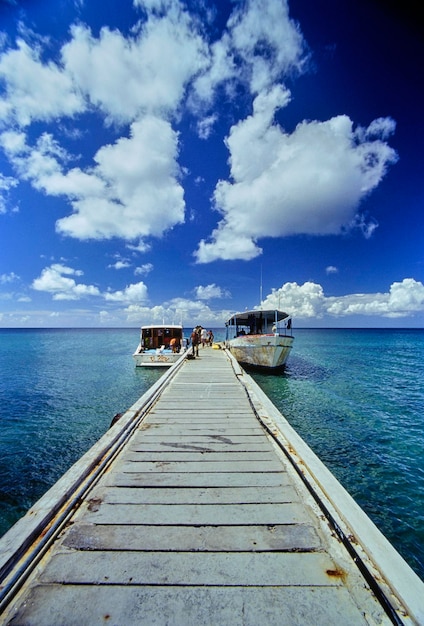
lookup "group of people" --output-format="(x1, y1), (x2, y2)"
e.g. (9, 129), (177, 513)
(190, 326), (214, 356)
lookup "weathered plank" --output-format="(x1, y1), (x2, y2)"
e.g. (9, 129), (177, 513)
(123, 451), (277, 461)
(63, 523), (320, 552)
(127, 441), (276, 452)
(125, 435), (271, 444)
(39, 551), (342, 586)
(5, 585), (373, 626)
(81, 501), (310, 525)
(138, 426), (266, 435)
(144, 416), (257, 422)
(104, 471), (290, 488)
(114, 460), (284, 473)
(95, 485), (297, 504)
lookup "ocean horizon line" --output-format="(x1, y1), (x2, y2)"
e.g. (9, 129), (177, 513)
(0, 326), (423, 331)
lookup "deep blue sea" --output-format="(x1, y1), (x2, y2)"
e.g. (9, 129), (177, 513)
(0, 328), (423, 582)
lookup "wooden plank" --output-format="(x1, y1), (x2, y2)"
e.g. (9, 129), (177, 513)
(161, 390), (244, 396)
(126, 435), (270, 443)
(5, 585), (372, 626)
(114, 459), (284, 473)
(148, 409), (254, 416)
(161, 404), (251, 409)
(39, 551), (342, 586)
(157, 397), (250, 403)
(152, 393), (250, 400)
(122, 451), (279, 462)
(161, 390), (246, 397)
(62, 523), (321, 552)
(104, 472), (290, 488)
(172, 391), (241, 395)
(138, 426), (266, 435)
(127, 441), (275, 452)
(144, 416), (257, 422)
(80, 502), (309, 525)
(90, 485), (299, 504)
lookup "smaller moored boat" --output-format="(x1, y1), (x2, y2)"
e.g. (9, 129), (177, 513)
(133, 324), (186, 367)
(225, 309), (293, 370)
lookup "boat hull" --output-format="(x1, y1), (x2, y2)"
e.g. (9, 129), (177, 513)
(227, 334), (293, 370)
(133, 347), (184, 367)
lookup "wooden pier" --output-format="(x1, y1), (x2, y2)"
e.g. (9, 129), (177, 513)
(0, 346), (423, 624)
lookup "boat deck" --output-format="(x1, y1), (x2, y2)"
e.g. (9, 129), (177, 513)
(0, 347), (423, 624)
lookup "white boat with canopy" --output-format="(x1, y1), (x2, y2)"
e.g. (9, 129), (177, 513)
(133, 324), (186, 367)
(225, 309), (293, 370)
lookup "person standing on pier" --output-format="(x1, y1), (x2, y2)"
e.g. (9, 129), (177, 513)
(190, 329), (199, 357)
(201, 327), (207, 348)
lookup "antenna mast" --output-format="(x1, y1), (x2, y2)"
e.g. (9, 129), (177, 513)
(260, 265), (263, 307)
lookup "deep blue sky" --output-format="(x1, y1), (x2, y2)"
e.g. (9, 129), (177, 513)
(0, 0), (423, 327)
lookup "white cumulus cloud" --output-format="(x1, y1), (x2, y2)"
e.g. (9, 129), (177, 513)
(1, 117), (185, 241)
(191, 0), (304, 106)
(195, 283), (231, 300)
(104, 282), (148, 303)
(32, 264), (101, 301)
(31, 263), (149, 304)
(0, 39), (83, 127)
(262, 278), (424, 320)
(0, 2), (207, 240)
(61, 13), (207, 123)
(195, 93), (397, 263)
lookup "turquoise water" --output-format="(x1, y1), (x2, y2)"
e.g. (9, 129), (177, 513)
(0, 329), (162, 532)
(0, 328), (423, 581)
(252, 329), (424, 581)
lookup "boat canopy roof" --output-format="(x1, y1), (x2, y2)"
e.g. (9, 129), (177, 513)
(226, 309), (290, 325)
(141, 324), (183, 330)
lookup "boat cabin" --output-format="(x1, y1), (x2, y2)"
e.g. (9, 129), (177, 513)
(140, 325), (183, 352)
(226, 309), (292, 340)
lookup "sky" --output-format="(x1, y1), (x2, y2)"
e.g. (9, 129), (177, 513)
(0, 0), (423, 328)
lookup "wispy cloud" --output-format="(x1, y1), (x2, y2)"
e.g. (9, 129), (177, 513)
(0, 271), (19, 283)
(194, 283), (231, 300)
(134, 263), (153, 276)
(108, 259), (131, 270)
